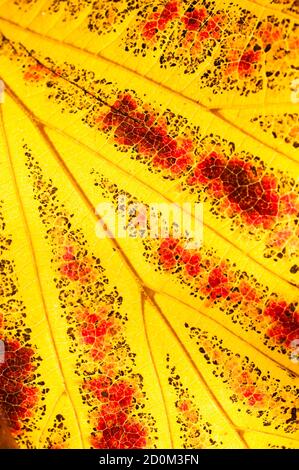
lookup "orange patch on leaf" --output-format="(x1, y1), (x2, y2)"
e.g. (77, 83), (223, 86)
(239, 372), (265, 406)
(23, 64), (61, 81)
(60, 246), (94, 282)
(142, 1), (179, 40)
(226, 48), (261, 77)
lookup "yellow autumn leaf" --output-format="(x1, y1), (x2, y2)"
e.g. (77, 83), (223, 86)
(0, 0), (298, 450)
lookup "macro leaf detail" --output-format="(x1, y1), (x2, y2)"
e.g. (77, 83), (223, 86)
(0, 0), (298, 449)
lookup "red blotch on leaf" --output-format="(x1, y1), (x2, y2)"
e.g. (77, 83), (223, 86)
(182, 8), (207, 31)
(239, 372), (264, 406)
(188, 153), (279, 227)
(84, 376), (147, 449)
(264, 301), (299, 347)
(0, 338), (38, 433)
(142, 1), (179, 40)
(60, 247), (92, 282)
(207, 267), (230, 299)
(101, 94), (193, 174)
(158, 238), (201, 276)
(238, 49), (261, 75)
(91, 421), (147, 449)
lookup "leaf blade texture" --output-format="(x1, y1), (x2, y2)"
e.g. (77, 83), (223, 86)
(0, 0), (298, 449)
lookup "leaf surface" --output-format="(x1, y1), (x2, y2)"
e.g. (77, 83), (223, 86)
(0, 0), (298, 449)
